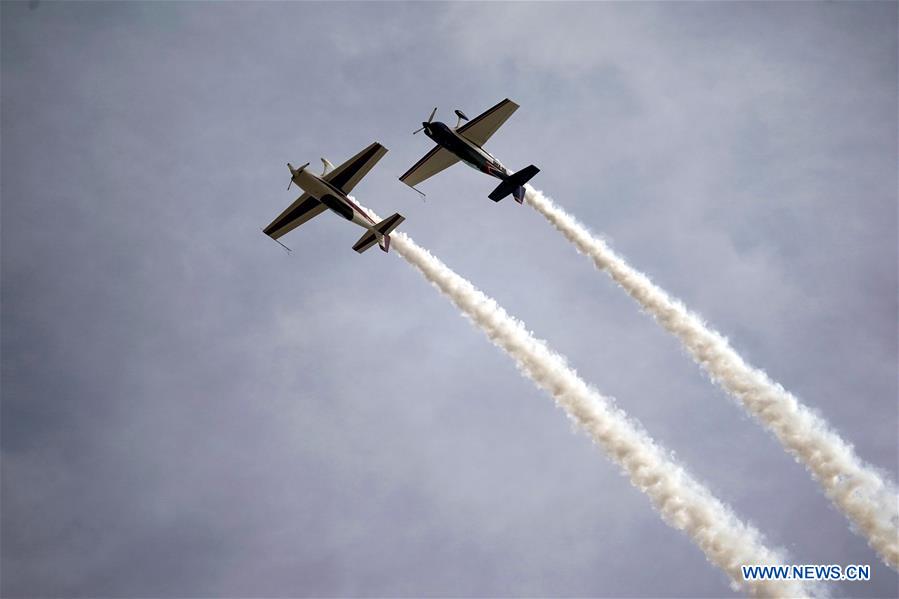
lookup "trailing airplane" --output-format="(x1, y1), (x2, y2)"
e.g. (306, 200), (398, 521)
(263, 142), (404, 254)
(400, 98), (539, 203)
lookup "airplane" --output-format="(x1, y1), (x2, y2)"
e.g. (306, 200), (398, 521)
(399, 98), (539, 204)
(263, 142), (405, 254)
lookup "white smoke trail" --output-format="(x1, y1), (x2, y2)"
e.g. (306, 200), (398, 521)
(386, 229), (814, 597)
(524, 186), (899, 570)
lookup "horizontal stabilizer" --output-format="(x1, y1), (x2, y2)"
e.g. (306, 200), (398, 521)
(488, 165), (540, 203)
(352, 231), (379, 254)
(375, 213), (405, 252)
(375, 213), (405, 235)
(352, 213), (406, 254)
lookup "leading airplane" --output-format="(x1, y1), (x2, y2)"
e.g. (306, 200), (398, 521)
(263, 142), (405, 254)
(400, 98), (539, 203)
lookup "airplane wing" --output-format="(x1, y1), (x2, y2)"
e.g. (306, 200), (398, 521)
(456, 98), (519, 148)
(263, 192), (327, 240)
(399, 145), (460, 188)
(325, 142), (388, 195)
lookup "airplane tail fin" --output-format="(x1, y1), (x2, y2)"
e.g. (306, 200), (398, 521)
(488, 165), (540, 204)
(352, 213), (406, 254)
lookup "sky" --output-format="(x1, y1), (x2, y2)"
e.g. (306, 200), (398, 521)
(1, 2), (897, 597)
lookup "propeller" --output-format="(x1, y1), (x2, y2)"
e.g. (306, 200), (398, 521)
(286, 162), (309, 190)
(413, 106), (438, 134)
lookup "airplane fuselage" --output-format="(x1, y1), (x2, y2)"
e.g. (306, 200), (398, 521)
(424, 122), (511, 181)
(291, 168), (375, 230)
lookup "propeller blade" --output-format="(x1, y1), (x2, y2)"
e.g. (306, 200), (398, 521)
(286, 162), (309, 187)
(413, 107), (438, 134)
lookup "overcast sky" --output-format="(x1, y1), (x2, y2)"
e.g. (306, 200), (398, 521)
(2, 2), (897, 597)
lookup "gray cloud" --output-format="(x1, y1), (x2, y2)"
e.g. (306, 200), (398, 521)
(2, 2), (896, 597)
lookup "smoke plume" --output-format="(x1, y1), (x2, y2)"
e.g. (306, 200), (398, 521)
(524, 186), (899, 570)
(387, 229), (814, 597)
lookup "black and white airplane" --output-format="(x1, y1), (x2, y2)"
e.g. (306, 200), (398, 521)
(263, 142), (405, 254)
(400, 98), (539, 203)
